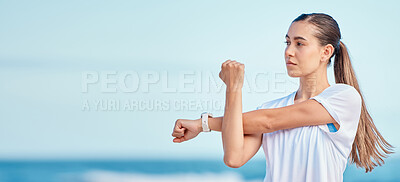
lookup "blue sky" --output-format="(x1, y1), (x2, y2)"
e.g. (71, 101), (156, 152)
(0, 0), (399, 161)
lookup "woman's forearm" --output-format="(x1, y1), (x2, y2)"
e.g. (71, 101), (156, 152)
(221, 90), (244, 164)
(208, 109), (269, 134)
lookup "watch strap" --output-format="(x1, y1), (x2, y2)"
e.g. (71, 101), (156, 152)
(201, 112), (213, 132)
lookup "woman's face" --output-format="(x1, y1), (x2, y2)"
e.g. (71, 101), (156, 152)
(284, 21), (326, 77)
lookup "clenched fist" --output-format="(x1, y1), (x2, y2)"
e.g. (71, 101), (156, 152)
(219, 60), (245, 92)
(171, 119), (202, 143)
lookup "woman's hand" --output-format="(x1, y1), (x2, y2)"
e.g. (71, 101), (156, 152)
(171, 119), (202, 143)
(219, 60), (245, 92)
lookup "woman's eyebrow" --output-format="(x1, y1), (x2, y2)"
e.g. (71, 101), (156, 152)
(285, 34), (307, 41)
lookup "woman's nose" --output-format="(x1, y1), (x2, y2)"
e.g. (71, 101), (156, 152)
(285, 46), (294, 58)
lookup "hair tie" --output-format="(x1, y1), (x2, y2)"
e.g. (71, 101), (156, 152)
(335, 41), (341, 55)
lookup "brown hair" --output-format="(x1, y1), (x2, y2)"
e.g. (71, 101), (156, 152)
(293, 13), (394, 172)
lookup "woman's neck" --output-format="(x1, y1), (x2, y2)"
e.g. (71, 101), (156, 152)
(295, 70), (330, 103)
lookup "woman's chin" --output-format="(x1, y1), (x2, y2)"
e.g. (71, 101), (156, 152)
(287, 70), (301, 77)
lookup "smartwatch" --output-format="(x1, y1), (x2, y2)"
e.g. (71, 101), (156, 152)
(201, 112), (213, 132)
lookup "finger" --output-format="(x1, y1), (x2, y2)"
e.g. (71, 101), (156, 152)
(173, 123), (183, 132)
(173, 137), (181, 143)
(172, 121), (184, 137)
(172, 130), (185, 137)
(227, 60), (238, 67)
(222, 60), (232, 68)
(172, 128), (186, 138)
(172, 131), (184, 138)
(173, 136), (186, 143)
(232, 62), (243, 68)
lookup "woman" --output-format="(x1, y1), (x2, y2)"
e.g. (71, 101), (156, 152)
(171, 13), (393, 181)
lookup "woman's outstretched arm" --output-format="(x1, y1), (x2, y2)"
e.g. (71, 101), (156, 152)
(172, 97), (338, 139)
(207, 111), (268, 134)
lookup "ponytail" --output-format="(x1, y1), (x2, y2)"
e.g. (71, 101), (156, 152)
(334, 41), (394, 172)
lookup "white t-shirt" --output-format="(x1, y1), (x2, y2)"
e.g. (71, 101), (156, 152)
(256, 83), (362, 182)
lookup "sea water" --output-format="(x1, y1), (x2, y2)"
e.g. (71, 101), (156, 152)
(0, 158), (398, 182)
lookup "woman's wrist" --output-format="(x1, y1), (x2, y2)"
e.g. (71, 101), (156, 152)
(197, 118), (203, 132)
(226, 85), (243, 93)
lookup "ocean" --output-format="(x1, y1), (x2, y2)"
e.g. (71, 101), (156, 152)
(0, 158), (398, 182)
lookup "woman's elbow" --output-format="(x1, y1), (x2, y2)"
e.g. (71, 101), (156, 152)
(262, 113), (275, 133)
(223, 156), (243, 168)
(264, 120), (274, 133)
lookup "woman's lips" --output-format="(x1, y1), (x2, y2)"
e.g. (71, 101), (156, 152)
(286, 62), (296, 66)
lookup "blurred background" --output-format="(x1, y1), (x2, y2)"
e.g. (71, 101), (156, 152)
(0, 0), (399, 181)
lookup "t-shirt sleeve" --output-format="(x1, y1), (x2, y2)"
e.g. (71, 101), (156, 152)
(310, 84), (362, 151)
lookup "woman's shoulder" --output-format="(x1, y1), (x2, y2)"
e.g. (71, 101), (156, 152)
(329, 83), (357, 90)
(317, 83), (360, 98)
(312, 83), (361, 107)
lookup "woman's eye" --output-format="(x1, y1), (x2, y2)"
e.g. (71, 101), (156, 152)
(297, 42), (303, 46)
(284, 41), (290, 45)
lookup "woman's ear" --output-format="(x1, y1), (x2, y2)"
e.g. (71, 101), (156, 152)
(320, 44), (335, 63)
